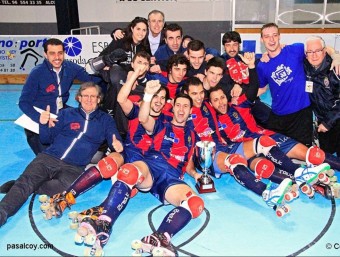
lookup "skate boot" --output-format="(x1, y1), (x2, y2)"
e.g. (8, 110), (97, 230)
(262, 178), (296, 217)
(75, 215), (112, 256)
(294, 163), (332, 198)
(67, 206), (104, 230)
(312, 182), (340, 200)
(131, 231), (177, 257)
(39, 191), (75, 220)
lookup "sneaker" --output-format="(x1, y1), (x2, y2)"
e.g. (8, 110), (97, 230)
(50, 191), (76, 218)
(141, 231), (177, 256)
(294, 163), (331, 187)
(262, 178), (292, 209)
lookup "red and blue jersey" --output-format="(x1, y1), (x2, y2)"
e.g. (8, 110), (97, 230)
(217, 94), (274, 143)
(148, 119), (196, 178)
(147, 72), (187, 100)
(125, 104), (172, 153)
(188, 101), (221, 143)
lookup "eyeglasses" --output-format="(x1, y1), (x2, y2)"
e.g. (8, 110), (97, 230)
(306, 47), (325, 56)
(80, 95), (98, 100)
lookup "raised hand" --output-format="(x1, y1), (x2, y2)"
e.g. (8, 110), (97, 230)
(113, 29), (125, 40)
(112, 134), (123, 153)
(238, 52), (255, 68)
(145, 80), (161, 95)
(39, 105), (58, 127)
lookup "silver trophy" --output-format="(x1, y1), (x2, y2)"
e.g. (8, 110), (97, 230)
(194, 141), (216, 193)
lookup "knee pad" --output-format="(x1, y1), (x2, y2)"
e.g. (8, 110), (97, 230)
(180, 191), (204, 219)
(253, 136), (276, 156)
(96, 156), (119, 179)
(117, 163), (144, 189)
(85, 56), (106, 74)
(253, 158), (275, 180)
(224, 154), (247, 175)
(306, 146), (325, 167)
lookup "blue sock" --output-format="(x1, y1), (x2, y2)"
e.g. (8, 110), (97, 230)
(270, 167), (294, 184)
(101, 181), (131, 223)
(233, 165), (266, 196)
(68, 166), (102, 198)
(267, 146), (299, 174)
(157, 206), (192, 238)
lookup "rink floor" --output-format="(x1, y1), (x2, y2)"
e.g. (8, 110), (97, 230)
(0, 84), (339, 257)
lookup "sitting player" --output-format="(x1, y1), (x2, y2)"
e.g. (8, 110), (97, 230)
(73, 84), (204, 256)
(40, 54), (171, 221)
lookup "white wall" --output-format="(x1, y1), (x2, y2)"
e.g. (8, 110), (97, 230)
(0, 0), (231, 23)
(0, 5), (56, 23)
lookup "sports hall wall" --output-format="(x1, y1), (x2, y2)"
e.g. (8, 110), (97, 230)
(0, 0), (231, 51)
(0, 0), (339, 85)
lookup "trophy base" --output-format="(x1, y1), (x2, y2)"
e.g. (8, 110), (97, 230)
(195, 181), (216, 194)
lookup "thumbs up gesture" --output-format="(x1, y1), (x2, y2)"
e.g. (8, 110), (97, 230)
(39, 105), (58, 127)
(112, 134), (123, 153)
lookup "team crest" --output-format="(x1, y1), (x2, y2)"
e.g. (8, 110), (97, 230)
(203, 105), (209, 114)
(323, 77), (330, 88)
(232, 112), (239, 119)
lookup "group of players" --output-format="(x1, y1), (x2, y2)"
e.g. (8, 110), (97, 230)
(1, 9), (340, 257)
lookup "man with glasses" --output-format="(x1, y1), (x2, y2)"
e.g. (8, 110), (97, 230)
(257, 23), (340, 147)
(19, 38), (97, 155)
(304, 35), (340, 156)
(0, 82), (122, 227)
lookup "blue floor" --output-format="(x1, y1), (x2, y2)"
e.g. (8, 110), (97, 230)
(0, 84), (339, 257)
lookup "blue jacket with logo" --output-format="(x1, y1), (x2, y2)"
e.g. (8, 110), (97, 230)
(304, 54), (340, 130)
(39, 106), (121, 167)
(19, 59), (95, 123)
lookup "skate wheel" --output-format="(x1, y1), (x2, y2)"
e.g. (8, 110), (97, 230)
(70, 222), (79, 230)
(301, 184), (312, 195)
(84, 247), (94, 257)
(131, 240), (142, 250)
(275, 207), (285, 218)
(68, 211), (78, 219)
(332, 183), (340, 198)
(95, 248), (104, 256)
(40, 203), (50, 212)
(284, 192), (293, 202)
(307, 189), (315, 198)
(74, 233), (84, 244)
(152, 247), (163, 256)
(330, 175), (337, 182)
(326, 169), (335, 177)
(43, 211), (53, 220)
(318, 173), (330, 184)
(38, 194), (49, 203)
(84, 234), (96, 246)
(292, 190), (299, 199)
(77, 226), (89, 237)
(132, 251), (142, 257)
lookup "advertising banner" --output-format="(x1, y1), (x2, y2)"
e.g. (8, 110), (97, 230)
(0, 35), (112, 74)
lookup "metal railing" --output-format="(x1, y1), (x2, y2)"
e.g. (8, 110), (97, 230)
(71, 26), (101, 35)
(232, 0), (340, 30)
